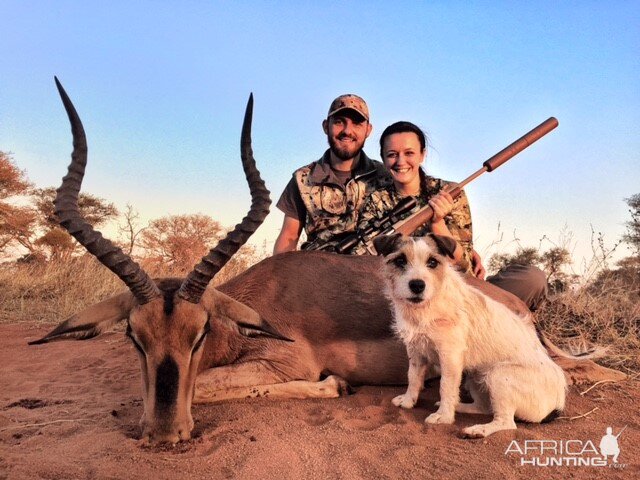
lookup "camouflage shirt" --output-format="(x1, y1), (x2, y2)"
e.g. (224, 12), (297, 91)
(359, 171), (474, 272)
(276, 150), (392, 246)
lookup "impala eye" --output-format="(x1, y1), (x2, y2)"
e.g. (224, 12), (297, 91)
(126, 325), (145, 356)
(390, 254), (407, 269)
(427, 257), (439, 269)
(192, 333), (207, 353)
(192, 322), (211, 353)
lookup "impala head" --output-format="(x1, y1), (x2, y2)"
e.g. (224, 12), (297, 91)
(30, 78), (288, 444)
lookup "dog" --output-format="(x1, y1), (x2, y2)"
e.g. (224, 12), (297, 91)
(374, 233), (566, 438)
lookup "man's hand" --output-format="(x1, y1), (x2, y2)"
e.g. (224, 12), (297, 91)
(471, 249), (486, 279)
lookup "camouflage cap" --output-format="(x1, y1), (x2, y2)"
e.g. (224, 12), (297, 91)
(327, 94), (370, 122)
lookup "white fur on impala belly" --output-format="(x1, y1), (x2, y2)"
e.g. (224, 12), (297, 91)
(374, 233), (566, 438)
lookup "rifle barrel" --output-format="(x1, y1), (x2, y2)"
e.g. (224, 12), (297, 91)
(615, 425), (628, 439)
(483, 117), (558, 172)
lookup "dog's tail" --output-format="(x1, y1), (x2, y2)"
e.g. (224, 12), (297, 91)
(535, 326), (608, 360)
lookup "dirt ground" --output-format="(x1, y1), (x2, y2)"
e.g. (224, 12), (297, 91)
(1, 322), (637, 480)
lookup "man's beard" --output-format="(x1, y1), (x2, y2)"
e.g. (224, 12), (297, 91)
(328, 135), (365, 161)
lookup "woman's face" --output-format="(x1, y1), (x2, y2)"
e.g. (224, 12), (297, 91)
(381, 132), (425, 187)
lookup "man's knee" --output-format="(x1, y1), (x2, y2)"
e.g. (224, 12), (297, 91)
(486, 264), (548, 311)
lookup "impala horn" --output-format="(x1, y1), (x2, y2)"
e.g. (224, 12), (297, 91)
(177, 94), (271, 303)
(53, 77), (161, 304)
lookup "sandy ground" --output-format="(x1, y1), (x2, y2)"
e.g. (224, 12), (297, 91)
(1, 322), (637, 480)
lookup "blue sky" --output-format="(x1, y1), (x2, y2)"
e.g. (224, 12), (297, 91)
(1, 1), (638, 269)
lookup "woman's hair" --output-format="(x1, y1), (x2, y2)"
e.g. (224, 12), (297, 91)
(379, 121), (428, 158)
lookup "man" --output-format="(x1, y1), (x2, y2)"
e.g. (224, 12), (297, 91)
(273, 94), (391, 253)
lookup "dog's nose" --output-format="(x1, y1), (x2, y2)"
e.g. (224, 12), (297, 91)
(408, 279), (425, 294)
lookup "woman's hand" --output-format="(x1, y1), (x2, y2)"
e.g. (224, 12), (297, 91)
(428, 190), (455, 223)
(471, 249), (486, 279)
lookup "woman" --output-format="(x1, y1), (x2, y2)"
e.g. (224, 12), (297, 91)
(361, 121), (483, 277)
(362, 120), (548, 309)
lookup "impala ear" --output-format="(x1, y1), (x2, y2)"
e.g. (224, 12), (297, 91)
(29, 291), (136, 345)
(201, 288), (293, 342)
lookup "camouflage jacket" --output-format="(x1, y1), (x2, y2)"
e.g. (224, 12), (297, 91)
(359, 173), (474, 271)
(295, 150), (392, 245)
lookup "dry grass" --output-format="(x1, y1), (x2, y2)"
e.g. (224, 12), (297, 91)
(537, 274), (640, 374)
(0, 256), (123, 324)
(0, 246), (266, 325)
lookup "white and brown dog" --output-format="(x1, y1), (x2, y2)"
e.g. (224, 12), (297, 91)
(374, 233), (566, 438)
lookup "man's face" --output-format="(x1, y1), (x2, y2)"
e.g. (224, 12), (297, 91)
(323, 110), (373, 161)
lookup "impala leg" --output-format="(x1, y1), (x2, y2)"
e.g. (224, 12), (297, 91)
(193, 361), (350, 403)
(195, 376), (351, 403)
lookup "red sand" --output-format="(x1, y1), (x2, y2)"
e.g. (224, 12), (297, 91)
(1, 323), (637, 479)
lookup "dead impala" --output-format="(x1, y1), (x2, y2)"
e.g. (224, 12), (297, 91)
(30, 79), (625, 444)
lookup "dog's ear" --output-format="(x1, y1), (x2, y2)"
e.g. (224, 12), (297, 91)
(373, 233), (403, 256)
(428, 234), (458, 259)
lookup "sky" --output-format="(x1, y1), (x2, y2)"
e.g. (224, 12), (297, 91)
(1, 1), (638, 272)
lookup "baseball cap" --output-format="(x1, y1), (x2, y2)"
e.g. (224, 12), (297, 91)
(327, 94), (370, 122)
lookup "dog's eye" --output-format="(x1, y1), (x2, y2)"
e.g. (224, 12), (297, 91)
(391, 255), (407, 269)
(427, 257), (439, 269)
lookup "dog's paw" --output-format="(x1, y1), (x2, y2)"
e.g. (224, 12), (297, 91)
(392, 394), (416, 409)
(424, 411), (455, 424)
(460, 421), (516, 438)
(460, 424), (489, 438)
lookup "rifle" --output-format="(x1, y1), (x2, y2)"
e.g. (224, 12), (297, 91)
(301, 196), (418, 254)
(304, 117), (559, 255)
(615, 425), (628, 439)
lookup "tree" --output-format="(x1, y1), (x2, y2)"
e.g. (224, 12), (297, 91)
(117, 203), (145, 255)
(540, 247), (572, 282)
(540, 247), (573, 292)
(34, 228), (76, 261)
(0, 151), (31, 198)
(0, 152), (35, 256)
(488, 247), (541, 273)
(0, 152), (119, 260)
(33, 187), (118, 230)
(0, 203), (37, 254)
(138, 213), (264, 278)
(622, 193), (640, 257)
(139, 214), (226, 274)
(31, 187), (118, 259)
(590, 194), (640, 292)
